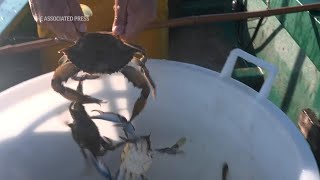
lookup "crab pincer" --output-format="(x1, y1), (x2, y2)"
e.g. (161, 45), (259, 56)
(81, 149), (113, 180)
(155, 137), (187, 154)
(91, 110), (135, 138)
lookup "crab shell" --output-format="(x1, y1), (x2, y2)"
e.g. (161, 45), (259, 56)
(60, 32), (145, 74)
(117, 136), (153, 179)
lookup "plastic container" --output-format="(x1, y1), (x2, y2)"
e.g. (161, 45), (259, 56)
(0, 49), (318, 180)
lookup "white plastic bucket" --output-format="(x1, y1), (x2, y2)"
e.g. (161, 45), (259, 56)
(0, 49), (318, 180)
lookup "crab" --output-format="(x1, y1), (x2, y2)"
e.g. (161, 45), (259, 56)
(52, 31), (156, 121)
(113, 135), (187, 180)
(222, 163), (229, 180)
(66, 79), (126, 179)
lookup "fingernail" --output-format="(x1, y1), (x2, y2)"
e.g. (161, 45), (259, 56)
(112, 25), (124, 35)
(79, 23), (87, 32)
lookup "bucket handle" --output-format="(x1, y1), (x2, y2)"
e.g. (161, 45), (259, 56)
(220, 48), (278, 99)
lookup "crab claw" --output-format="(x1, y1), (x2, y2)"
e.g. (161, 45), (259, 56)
(155, 137), (187, 155)
(91, 111), (135, 137)
(100, 136), (115, 151)
(101, 136), (111, 143)
(86, 151), (113, 180)
(51, 61), (106, 104)
(113, 123), (135, 138)
(121, 66), (151, 121)
(91, 111), (122, 123)
(118, 136), (139, 144)
(101, 136), (113, 146)
(131, 56), (156, 98)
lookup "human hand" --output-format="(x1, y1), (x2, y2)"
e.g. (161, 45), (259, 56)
(112, 0), (157, 41)
(28, 0), (86, 42)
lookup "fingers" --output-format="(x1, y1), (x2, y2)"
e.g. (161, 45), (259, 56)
(122, 14), (147, 41)
(28, 0), (39, 23)
(47, 21), (81, 41)
(66, 0), (87, 33)
(28, 0), (86, 42)
(112, 0), (157, 41)
(112, 0), (129, 36)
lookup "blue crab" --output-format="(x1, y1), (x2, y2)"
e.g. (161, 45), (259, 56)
(66, 79), (125, 179)
(52, 32), (156, 121)
(113, 135), (187, 180)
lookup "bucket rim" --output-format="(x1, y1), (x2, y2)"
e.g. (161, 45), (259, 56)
(148, 59), (320, 178)
(0, 59), (318, 179)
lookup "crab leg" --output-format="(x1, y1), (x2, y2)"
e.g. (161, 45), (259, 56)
(51, 61), (105, 104)
(71, 74), (100, 81)
(132, 55), (156, 97)
(86, 151), (113, 180)
(122, 40), (147, 56)
(121, 66), (150, 121)
(154, 137), (187, 155)
(58, 54), (69, 66)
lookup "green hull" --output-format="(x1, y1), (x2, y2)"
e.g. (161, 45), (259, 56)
(244, 0), (320, 124)
(174, 0), (320, 124)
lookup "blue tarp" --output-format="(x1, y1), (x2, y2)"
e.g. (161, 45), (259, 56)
(0, 0), (28, 34)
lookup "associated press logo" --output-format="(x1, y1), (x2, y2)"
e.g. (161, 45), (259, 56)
(39, 16), (89, 22)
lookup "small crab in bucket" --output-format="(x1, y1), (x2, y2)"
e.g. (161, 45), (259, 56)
(52, 31), (156, 121)
(66, 79), (126, 179)
(113, 135), (187, 180)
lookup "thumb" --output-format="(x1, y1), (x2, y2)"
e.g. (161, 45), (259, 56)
(67, 0), (87, 33)
(28, 0), (39, 23)
(112, 0), (128, 36)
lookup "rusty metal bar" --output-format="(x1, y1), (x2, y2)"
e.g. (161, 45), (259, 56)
(0, 38), (59, 54)
(147, 2), (320, 29)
